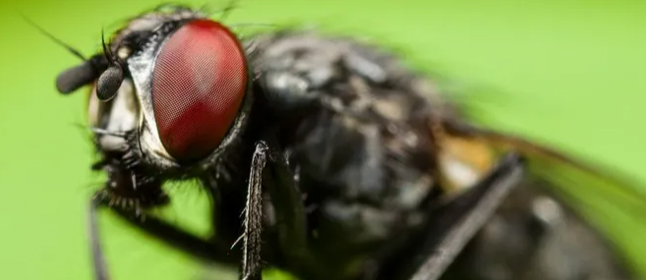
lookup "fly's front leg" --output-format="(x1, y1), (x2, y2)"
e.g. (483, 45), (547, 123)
(88, 197), (110, 280)
(239, 143), (266, 280)
(260, 139), (313, 272)
(241, 140), (318, 280)
(87, 164), (236, 280)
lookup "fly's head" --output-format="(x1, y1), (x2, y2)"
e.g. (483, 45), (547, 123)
(56, 5), (252, 210)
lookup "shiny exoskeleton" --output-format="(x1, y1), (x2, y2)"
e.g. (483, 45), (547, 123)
(51, 5), (633, 280)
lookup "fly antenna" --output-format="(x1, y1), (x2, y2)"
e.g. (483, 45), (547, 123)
(21, 14), (86, 61)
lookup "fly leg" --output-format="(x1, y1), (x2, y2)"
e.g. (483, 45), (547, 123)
(260, 142), (315, 274)
(408, 154), (525, 280)
(90, 195), (234, 259)
(86, 165), (236, 280)
(374, 153), (525, 280)
(243, 140), (320, 279)
(88, 196), (110, 280)
(86, 141), (313, 280)
(88, 195), (238, 279)
(238, 143), (266, 280)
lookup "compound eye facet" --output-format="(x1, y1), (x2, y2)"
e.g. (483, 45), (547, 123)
(151, 19), (247, 163)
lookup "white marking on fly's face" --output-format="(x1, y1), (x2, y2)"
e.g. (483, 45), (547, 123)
(88, 88), (101, 128)
(140, 122), (172, 160)
(128, 42), (173, 161)
(99, 80), (138, 151)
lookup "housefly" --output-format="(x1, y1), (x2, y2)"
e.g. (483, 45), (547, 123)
(39, 4), (644, 280)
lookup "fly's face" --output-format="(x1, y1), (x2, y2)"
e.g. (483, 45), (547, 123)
(57, 6), (253, 208)
(85, 8), (252, 171)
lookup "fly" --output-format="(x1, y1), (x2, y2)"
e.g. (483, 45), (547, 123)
(36, 4), (644, 280)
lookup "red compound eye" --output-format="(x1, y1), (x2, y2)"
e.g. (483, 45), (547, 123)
(152, 19), (247, 162)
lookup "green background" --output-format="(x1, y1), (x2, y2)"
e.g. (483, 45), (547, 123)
(1, 0), (645, 279)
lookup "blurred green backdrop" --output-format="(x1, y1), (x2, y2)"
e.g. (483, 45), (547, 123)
(0, 0), (645, 279)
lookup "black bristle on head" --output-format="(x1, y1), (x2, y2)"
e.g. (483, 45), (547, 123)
(95, 29), (125, 102)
